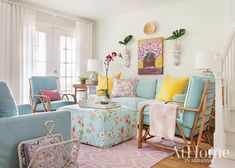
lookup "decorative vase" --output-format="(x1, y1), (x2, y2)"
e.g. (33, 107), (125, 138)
(99, 96), (111, 104)
(173, 39), (180, 66)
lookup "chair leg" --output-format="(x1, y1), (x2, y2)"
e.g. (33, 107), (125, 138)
(138, 124), (143, 148)
(138, 105), (147, 148)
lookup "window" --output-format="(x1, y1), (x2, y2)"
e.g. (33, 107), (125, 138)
(34, 31), (47, 75)
(59, 35), (76, 93)
(33, 24), (77, 94)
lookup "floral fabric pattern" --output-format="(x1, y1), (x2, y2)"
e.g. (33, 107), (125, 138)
(111, 78), (137, 97)
(58, 105), (137, 148)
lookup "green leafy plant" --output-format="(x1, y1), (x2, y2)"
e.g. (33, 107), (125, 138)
(119, 35), (133, 45)
(78, 76), (88, 84)
(144, 52), (155, 62)
(165, 29), (186, 40)
(99, 89), (110, 99)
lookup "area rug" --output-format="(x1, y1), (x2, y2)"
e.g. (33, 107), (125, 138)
(77, 137), (184, 168)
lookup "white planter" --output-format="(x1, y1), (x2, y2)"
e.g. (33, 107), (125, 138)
(173, 40), (181, 66)
(123, 48), (131, 68)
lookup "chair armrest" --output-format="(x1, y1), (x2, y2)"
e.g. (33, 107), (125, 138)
(61, 93), (77, 103)
(165, 100), (185, 104)
(165, 101), (199, 112)
(17, 104), (32, 115)
(0, 111), (71, 168)
(31, 94), (51, 112)
(31, 94), (50, 103)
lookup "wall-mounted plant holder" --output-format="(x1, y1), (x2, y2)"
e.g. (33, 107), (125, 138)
(173, 40), (180, 66)
(165, 29), (186, 66)
(123, 48), (131, 68)
(119, 35), (133, 68)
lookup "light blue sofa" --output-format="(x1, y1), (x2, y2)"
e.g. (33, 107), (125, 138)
(112, 76), (215, 138)
(0, 81), (71, 168)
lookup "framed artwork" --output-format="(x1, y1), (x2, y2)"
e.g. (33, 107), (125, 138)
(138, 37), (163, 75)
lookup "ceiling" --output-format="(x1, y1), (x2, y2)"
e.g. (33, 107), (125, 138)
(22, 0), (186, 20)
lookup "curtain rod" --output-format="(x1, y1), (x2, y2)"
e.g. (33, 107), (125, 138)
(1, 0), (95, 25)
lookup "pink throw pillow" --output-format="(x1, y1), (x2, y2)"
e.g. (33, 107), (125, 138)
(111, 78), (137, 97)
(40, 89), (61, 101)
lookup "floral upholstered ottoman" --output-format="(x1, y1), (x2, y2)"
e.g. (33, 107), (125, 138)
(58, 105), (137, 148)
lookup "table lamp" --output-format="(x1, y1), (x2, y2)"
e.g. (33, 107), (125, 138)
(87, 59), (103, 84)
(195, 52), (214, 76)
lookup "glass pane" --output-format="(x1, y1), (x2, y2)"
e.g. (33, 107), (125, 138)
(60, 63), (66, 77)
(38, 32), (46, 46)
(66, 37), (72, 50)
(37, 46), (46, 61)
(60, 78), (66, 91)
(34, 62), (46, 75)
(66, 64), (72, 77)
(60, 36), (66, 49)
(60, 49), (66, 63)
(66, 78), (72, 90)
(66, 50), (72, 63)
(59, 35), (76, 93)
(72, 38), (76, 51)
(36, 32), (39, 45)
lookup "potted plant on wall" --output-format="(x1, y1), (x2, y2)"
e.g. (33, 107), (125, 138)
(165, 29), (186, 66)
(119, 35), (133, 68)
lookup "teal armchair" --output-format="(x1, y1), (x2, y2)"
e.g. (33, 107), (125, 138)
(29, 76), (76, 113)
(138, 76), (215, 154)
(0, 81), (72, 168)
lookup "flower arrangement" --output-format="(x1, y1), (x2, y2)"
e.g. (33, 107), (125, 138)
(99, 52), (122, 100)
(138, 40), (162, 61)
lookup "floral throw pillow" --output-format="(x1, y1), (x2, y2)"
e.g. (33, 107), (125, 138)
(112, 78), (137, 97)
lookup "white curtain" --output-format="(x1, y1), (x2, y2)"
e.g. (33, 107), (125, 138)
(76, 20), (94, 76)
(0, 1), (35, 103)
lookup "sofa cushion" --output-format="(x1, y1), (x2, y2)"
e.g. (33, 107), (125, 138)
(155, 76), (164, 98)
(112, 97), (146, 108)
(17, 104), (32, 115)
(182, 76), (214, 128)
(30, 76), (58, 96)
(35, 100), (75, 112)
(112, 78), (137, 97)
(157, 76), (189, 101)
(98, 73), (121, 96)
(41, 89), (62, 101)
(136, 79), (157, 99)
(0, 81), (18, 117)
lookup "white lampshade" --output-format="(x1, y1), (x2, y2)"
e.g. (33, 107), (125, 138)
(87, 59), (103, 72)
(195, 52), (213, 70)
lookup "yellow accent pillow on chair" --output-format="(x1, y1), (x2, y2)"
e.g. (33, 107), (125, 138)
(157, 76), (189, 102)
(98, 73), (121, 96)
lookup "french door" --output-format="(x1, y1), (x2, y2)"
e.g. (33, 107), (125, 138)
(34, 24), (77, 93)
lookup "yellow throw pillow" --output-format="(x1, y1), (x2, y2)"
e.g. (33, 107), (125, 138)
(157, 76), (189, 102)
(98, 73), (121, 96)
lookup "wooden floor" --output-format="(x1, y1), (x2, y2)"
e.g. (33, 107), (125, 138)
(152, 143), (211, 168)
(153, 155), (210, 168)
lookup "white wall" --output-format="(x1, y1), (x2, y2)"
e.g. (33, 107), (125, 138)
(95, 0), (230, 78)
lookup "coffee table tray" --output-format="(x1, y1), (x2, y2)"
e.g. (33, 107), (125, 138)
(78, 102), (121, 109)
